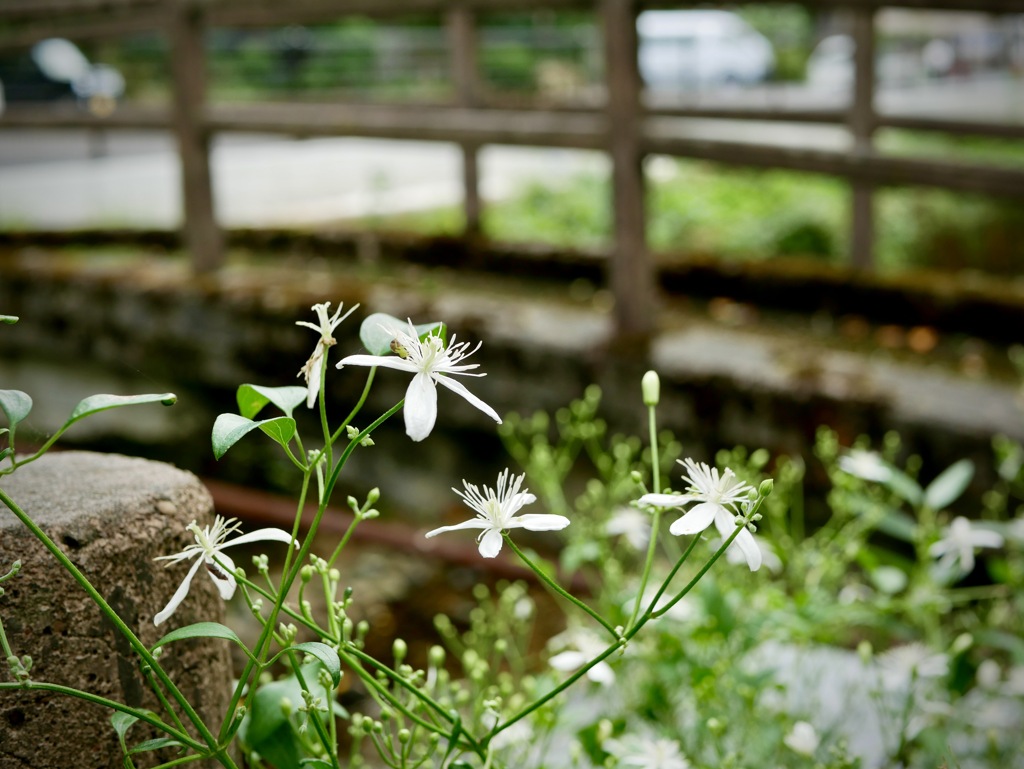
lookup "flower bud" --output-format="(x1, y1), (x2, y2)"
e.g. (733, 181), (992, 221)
(641, 370), (660, 407)
(429, 645), (446, 669)
(367, 488), (380, 504)
(393, 638), (408, 665)
(758, 478), (774, 497)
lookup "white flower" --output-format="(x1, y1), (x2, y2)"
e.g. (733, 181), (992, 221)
(717, 532), (782, 574)
(638, 458), (761, 572)
(837, 450), (892, 483)
(337, 321), (501, 442)
(296, 301), (358, 408)
(783, 721), (820, 756)
(929, 516), (1004, 575)
(877, 642), (948, 689)
(424, 469), (569, 558)
(154, 516), (294, 626)
(548, 628), (615, 685)
(605, 506), (652, 550)
(604, 735), (690, 769)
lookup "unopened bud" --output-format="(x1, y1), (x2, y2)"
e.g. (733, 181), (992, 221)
(429, 645), (446, 668)
(393, 639), (408, 665)
(758, 478), (774, 497)
(641, 370), (660, 407)
(367, 488), (380, 504)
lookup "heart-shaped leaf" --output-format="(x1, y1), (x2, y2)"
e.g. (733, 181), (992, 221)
(68, 393), (176, 425)
(0, 390), (33, 429)
(212, 414), (296, 460)
(359, 312), (444, 356)
(237, 384), (309, 420)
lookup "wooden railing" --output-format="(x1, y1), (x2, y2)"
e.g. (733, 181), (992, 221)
(2, 0), (1024, 336)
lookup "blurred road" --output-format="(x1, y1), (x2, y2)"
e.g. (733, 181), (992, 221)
(0, 130), (607, 229)
(0, 74), (1020, 230)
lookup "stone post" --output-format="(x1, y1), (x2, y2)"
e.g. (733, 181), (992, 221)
(0, 452), (233, 769)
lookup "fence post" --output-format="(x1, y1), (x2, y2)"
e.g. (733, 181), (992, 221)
(170, 0), (224, 273)
(448, 6), (483, 236)
(849, 5), (876, 270)
(602, 0), (654, 339)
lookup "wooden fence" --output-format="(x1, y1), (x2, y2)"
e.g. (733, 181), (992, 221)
(1, 0), (1024, 336)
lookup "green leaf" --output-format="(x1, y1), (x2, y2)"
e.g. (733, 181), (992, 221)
(152, 622), (254, 661)
(290, 642), (342, 687)
(0, 390), (33, 429)
(924, 459), (974, 510)
(111, 711), (141, 740)
(243, 662), (329, 769)
(237, 384), (308, 420)
(128, 738), (184, 755)
(212, 413), (296, 460)
(300, 760), (334, 768)
(883, 467), (924, 508)
(869, 565), (908, 595)
(359, 312), (444, 355)
(873, 507), (919, 543)
(68, 393), (176, 425)
(0, 315), (18, 324)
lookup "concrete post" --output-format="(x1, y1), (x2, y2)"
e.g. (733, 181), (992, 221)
(0, 452), (232, 769)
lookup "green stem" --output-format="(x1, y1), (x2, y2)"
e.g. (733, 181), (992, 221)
(627, 403), (662, 632)
(289, 650), (341, 769)
(326, 514), (361, 571)
(329, 367), (377, 446)
(0, 681), (204, 751)
(219, 400), (403, 744)
(0, 489), (232, 765)
(502, 536), (618, 639)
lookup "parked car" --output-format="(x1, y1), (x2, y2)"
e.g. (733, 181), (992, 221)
(0, 38), (124, 114)
(636, 9), (776, 91)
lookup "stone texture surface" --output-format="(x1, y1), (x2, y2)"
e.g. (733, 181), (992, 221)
(0, 452), (232, 769)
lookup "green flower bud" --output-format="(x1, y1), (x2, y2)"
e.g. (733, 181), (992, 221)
(280, 697), (293, 716)
(641, 370), (660, 407)
(300, 565), (314, 582)
(393, 638), (408, 664)
(758, 478), (774, 497)
(367, 487), (380, 504)
(429, 645), (446, 669)
(950, 632), (973, 655)
(398, 729), (411, 744)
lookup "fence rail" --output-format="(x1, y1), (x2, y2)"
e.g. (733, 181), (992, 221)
(2, 0), (1024, 336)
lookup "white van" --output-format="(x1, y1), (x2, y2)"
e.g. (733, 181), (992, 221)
(637, 9), (776, 91)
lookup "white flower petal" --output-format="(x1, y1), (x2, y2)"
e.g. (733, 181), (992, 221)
(154, 557), (204, 626)
(731, 528), (762, 572)
(548, 650), (586, 671)
(304, 351), (323, 409)
(207, 552), (238, 600)
(478, 528), (504, 558)
(638, 493), (688, 508)
(222, 527), (296, 549)
(433, 374), (502, 424)
(509, 513), (571, 532)
(424, 519), (491, 538)
(669, 502), (718, 536)
(336, 354), (417, 373)
(404, 373), (438, 441)
(586, 661), (616, 685)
